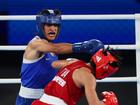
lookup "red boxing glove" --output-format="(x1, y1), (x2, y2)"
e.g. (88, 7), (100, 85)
(101, 91), (118, 105)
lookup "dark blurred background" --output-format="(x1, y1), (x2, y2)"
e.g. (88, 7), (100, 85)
(0, 0), (139, 105)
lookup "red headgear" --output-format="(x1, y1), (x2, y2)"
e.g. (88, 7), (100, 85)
(90, 48), (119, 79)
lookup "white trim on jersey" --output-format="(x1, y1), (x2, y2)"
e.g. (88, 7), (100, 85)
(40, 93), (67, 105)
(23, 55), (45, 64)
(19, 85), (44, 99)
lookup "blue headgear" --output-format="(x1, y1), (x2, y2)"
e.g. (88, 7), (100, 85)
(36, 9), (61, 39)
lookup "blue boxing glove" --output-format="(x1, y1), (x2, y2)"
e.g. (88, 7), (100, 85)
(72, 39), (104, 54)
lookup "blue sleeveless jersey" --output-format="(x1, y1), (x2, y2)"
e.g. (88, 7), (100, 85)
(21, 53), (58, 89)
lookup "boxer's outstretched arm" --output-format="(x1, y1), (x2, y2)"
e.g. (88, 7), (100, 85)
(28, 38), (104, 54)
(24, 37), (104, 60)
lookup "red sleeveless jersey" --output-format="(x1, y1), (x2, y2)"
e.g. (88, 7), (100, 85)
(44, 60), (92, 105)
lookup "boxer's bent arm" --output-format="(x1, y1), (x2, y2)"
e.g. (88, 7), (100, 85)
(51, 60), (69, 70)
(51, 59), (78, 70)
(73, 68), (101, 105)
(84, 75), (101, 105)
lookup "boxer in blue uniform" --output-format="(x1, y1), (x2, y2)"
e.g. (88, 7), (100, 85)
(15, 9), (104, 105)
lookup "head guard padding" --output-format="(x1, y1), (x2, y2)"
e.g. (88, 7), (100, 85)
(90, 48), (120, 79)
(36, 9), (61, 39)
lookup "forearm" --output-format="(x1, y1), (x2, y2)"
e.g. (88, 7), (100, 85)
(48, 39), (104, 54)
(51, 60), (69, 70)
(84, 75), (101, 105)
(51, 43), (73, 54)
(51, 59), (77, 70)
(85, 87), (100, 105)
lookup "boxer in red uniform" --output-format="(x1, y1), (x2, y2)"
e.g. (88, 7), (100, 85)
(32, 48), (120, 105)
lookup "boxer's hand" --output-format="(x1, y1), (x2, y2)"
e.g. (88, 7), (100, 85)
(72, 39), (104, 54)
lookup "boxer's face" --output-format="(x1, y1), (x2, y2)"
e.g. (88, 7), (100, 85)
(44, 24), (59, 41)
